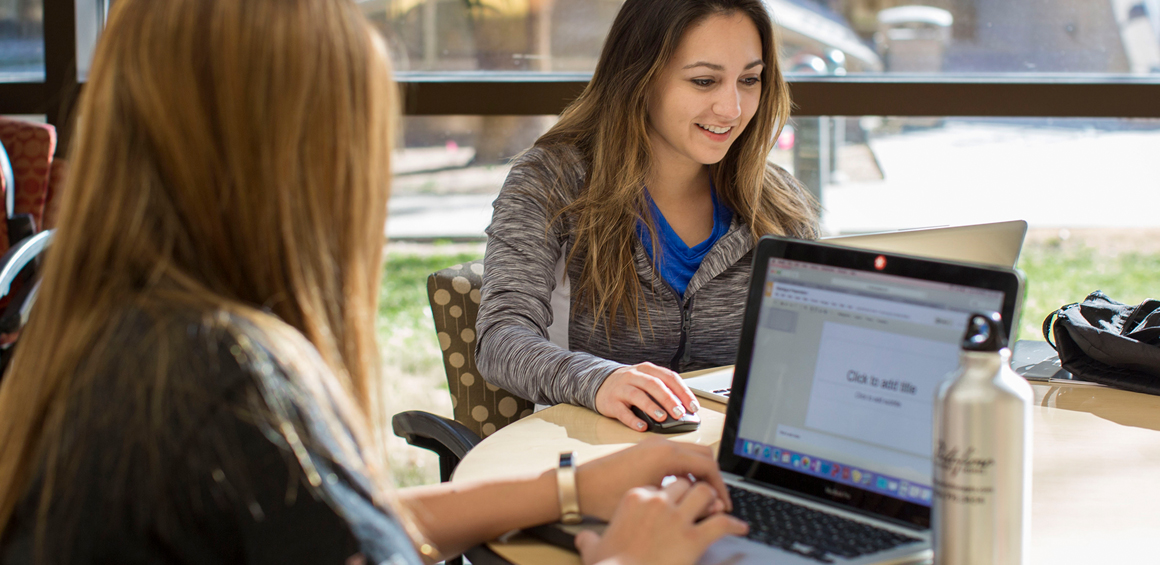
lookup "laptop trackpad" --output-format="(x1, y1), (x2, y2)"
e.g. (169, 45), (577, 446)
(701, 536), (931, 565)
(702, 536), (820, 564)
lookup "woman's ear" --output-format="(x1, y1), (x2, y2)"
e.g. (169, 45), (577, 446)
(641, 86), (656, 126)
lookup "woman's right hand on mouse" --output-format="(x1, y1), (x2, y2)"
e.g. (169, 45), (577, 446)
(595, 362), (700, 431)
(575, 477), (749, 565)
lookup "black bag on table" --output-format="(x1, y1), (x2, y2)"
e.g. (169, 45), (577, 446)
(1043, 290), (1160, 396)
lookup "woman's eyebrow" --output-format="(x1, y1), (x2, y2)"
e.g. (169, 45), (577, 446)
(684, 61), (724, 71)
(682, 59), (764, 71)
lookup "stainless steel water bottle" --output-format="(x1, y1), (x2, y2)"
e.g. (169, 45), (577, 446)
(933, 312), (1033, 565)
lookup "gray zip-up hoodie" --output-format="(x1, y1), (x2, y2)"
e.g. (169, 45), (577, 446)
(475, 144), (817, 412)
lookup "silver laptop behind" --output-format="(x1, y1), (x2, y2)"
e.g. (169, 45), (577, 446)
(823, 220), (1027, 268)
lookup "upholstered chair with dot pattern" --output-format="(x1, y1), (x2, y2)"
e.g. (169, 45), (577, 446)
(429, 260), (535, 437)
(390, 259), (536, 565)
(391, 259), (535, 484)
(0, 118), (58, 235)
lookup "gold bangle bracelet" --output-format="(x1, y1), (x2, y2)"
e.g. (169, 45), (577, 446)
(557, 451), (582, 525)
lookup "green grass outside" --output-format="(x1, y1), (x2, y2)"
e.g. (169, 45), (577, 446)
(378, 247), (483, 487)
(1017, 241), (1160, 342)
(377, 237), (1160, 486)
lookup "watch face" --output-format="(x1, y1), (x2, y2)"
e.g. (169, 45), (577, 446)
(560, 452), (576, 467)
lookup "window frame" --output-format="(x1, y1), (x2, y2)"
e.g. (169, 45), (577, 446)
(399, 72), (1160, 117)
(3, 0), (1160, 157)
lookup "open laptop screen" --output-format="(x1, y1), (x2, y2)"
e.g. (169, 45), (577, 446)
(719, 237), (1023, 529)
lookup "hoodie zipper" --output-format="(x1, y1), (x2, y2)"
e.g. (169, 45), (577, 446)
(665, 282), (693, 372)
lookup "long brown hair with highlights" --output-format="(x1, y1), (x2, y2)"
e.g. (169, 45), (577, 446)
(536, 0), (818, 332)
(0, 0), (404, 548)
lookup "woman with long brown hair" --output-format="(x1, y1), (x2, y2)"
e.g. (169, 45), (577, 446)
(477, 0), (819, 431)
(0, 0), (747, 563)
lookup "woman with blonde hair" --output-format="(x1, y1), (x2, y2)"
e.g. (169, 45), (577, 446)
(477, 0), (819, 431)
(0, 0), (747, 563)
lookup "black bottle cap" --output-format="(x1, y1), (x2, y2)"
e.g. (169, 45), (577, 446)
(961, 312), (1007, 352)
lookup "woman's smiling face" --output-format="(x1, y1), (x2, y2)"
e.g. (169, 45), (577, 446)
(646, 12), (764, 174)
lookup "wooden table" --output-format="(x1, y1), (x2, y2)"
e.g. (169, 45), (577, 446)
(452, 369), (1160, 564)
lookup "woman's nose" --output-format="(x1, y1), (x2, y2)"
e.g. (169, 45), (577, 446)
(714, 84), (742, 121)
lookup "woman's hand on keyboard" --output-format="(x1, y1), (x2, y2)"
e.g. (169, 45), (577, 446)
(576, 438), (731, 521)
(575, 477), (749, 565)
(595, 362), (700, 431)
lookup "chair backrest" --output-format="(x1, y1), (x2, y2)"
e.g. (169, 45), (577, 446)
(0, 118), (57, 231)
(0, 118), (62, 318)
(427, 259), (534, 438)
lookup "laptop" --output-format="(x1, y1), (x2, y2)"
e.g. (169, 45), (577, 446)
(822, 220), (1028, 268)
(696, 236), (1022, 564)
(687, 220), (1027, 404)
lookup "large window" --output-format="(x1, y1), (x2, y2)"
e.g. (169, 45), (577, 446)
(4, 0), (1160, 130)
(0, 0), (45, 81)
(6, 0), (1157, 232)
(381, 0), (1160, 205)
(369, 0), (1160, 76)
(375, 0), (1160, 242)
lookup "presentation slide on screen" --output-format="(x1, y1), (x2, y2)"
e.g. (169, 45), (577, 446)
(804, 321), (960, 457)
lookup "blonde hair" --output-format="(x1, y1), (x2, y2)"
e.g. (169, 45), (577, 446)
(536, 0), (818, 332)
(0, 0), (401, 549)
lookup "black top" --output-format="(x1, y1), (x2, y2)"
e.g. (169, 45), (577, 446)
(0, 309), (422, 565)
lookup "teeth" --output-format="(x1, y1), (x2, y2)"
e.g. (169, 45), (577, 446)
(698, 123), (731, 134)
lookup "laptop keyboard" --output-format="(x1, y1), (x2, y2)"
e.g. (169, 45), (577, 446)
(728, 485), (921, 563)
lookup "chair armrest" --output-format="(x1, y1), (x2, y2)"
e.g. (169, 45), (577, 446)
(392, 410), (482, 482)
(0, 278), (37, 334)
(0, 229), (51, 296)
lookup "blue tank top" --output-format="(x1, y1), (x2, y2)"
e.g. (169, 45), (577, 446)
(637, 185), (734, 298)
